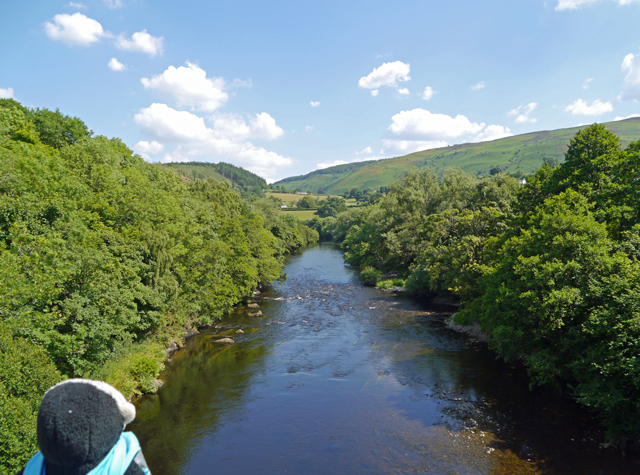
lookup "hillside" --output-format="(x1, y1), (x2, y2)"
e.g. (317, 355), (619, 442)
(276, 118), (640, 194)
(163, 161), (267, 199)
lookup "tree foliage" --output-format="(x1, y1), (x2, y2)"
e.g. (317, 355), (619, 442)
(0, 100), (318, 469)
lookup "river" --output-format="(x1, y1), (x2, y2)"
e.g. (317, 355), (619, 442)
(130, 243), (640, 474)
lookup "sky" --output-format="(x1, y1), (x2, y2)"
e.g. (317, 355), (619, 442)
(2, 0), (640, 182)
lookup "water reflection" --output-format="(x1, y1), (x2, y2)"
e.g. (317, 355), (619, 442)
(131, 243), (640, 474)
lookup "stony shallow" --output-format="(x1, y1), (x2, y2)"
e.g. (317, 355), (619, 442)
(130, 243), (640, 475)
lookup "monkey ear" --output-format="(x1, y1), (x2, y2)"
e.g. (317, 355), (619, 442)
(45, 379), (136, 425)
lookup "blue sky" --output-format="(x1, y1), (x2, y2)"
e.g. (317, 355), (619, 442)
(2, 0), (640, 182)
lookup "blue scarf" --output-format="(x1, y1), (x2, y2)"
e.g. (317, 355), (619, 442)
(23, 432), (149, 475)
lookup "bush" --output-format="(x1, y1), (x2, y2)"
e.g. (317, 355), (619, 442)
(0, 323), (63, 475)
(96, 342), (165, 399)
(360, 266), (381, 286)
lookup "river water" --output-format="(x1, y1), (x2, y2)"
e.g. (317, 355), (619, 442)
(130, 243), (640, 474)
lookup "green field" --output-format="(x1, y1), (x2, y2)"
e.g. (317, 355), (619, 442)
(280, 209), (318, 220)
(266, 192), (332, 204)
(275, 117), (640, 194)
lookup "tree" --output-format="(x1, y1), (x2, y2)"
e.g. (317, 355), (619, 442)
(298, 195), (316, 208)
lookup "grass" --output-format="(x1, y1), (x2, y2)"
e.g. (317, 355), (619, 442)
(280, 209), (318, 220)
(275, 118), (640, 194)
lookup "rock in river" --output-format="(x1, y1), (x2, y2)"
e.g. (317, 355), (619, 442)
(215, 338), (235, 344)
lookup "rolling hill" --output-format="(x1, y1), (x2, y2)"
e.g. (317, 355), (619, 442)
(275, 117), (640, 194)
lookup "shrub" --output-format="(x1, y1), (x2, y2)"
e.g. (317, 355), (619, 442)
(360, 266), (381, 286)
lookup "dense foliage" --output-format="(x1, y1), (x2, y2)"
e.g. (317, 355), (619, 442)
(319, 124), (640, 442)
(0, 99), (317, 473)
(164, 161), (267, 200)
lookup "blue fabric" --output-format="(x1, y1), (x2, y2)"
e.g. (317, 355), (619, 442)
(23, 432), (144, 475)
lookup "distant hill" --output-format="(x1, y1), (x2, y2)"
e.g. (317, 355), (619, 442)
(164, 161), (266, 187)
(163, 161), (267, 200)
(275, 118), (640, 194)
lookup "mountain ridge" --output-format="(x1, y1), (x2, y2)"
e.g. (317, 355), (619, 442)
(275, 117), (640, 194)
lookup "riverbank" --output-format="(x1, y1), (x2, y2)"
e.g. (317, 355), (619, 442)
(130, 243), (640, 475)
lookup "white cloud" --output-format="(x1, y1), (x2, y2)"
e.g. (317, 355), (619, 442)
(103, 0), (124, 8)
(116, 30), (163, 56)
(508, 102), (538, 123)
(135, 103), (290, 180)
(141, 63), (228, 112)
(388, 108), (484, 140)
(0, 87), (14, 99)
(614, 113), (640, 120)
(316, 155), (384, 170)
(565, 98), (613, 115)
(583, 78), (593, 89)
(382, 139), (448, 154)
(397, 88), (410, 95)
(359, 61), (411, 91)
(371, 90), (379, 97)
(317, 160), (349, 169)
(619, 52), (640, 101)
(108, 57), (126, 71)
(305, 125), (314, 132)
(135, 103), (209, 142)
(473, 125), (513, 142)
(44, 13), (109, 46)
(556, 0), (640, 10)
(421, 86), (434, 100)
(65, 2), (87, 9)
(133, 140), (165, 160)
(356, 146), (373, 155)
(470, 81), (486, 91)
(310, 101), (320, 107)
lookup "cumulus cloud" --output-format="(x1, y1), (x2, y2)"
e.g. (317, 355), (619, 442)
(397, 88), (410, 95)
(133, 140), (165, 160)
(116, 30), (163, 56)
(135, 103), (209, 142)
(305, 125), (314, 131)
(310, 101), (320, 107)
(357, 146), (373, 155)
(508, 102), (538, 123)
(556, 0), (640, 10)
(371, 90), (379, 97)
(614, 113), (640, 120)
(422, 86), (434, 100)
(0, 87), (14, 99)
(470, 81), (486, 91)
(134, 103), (290, 179)
(141, 63), (228, 112)
(473, 125), (513, 142)
(388, 108), (484, 140)
(382, 108), (512, 154)
(359, 61), (410, 92)
(565, 98), (613, 115)
(619, 52), (640, 101)
(209, 112), (284, 141)
(108, 58), (126, 71)
(44, 13), (109, 46)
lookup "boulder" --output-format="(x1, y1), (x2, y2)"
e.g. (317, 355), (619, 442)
(215, 338), (235, 344)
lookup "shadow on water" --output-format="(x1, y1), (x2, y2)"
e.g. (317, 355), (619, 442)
(130, 242), (640, 475)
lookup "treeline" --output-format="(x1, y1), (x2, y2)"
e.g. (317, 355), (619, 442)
(310, 124), (640, 443)
(0, 99), (317, 474)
